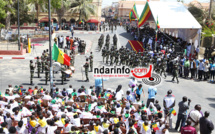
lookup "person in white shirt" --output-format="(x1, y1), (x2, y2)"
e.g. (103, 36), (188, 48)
(188, 104), (202, 133)
(26, 97), (35, 106)
(115, 85), (124, 101)
(87, 86), (94, 96)
(128, 78), (137, 88)
(54, 116), (64, 127)
(163, 90), (175, 129)
(80, 107), (93, 119)
(63, 119), (73, 132)
(71, 114), (81, 127)
(16, 120), (28, 134)
(66, 85), (73, 95)
(47, 120), (58, 134)
(42, 92), (52, 100)
(0, 97), (8, 109)
(94, 121), (104, 134)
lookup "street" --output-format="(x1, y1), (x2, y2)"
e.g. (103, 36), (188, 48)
(0, 27), (215, 133)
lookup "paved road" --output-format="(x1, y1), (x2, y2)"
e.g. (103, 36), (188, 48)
(0, 27), (214, 134)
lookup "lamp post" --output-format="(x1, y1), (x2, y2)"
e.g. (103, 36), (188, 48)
(48, 0), (53, 90)
(18, 0), (20, 50)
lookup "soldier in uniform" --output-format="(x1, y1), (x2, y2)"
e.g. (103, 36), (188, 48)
(61, 65), (66, 85)
(160, 59), (167, 78)
(30, 60), (35, 85)
(41, 53), (45, 73)
(106, 50), (110, 64)
(45, 62), (49, 85)
(36, 56), (41, 78)
(102, 47), (106, 63)
(89, 52), (93, 72)
(110, 51), (114, 66)
(172, 62), (179, 84)
(114, 50), (119, 65)
(83, 59), (89, 82)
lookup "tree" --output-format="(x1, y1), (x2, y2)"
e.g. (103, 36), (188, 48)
(53, 0), (70, 30)
(70, 0), (97, 21)
(0, 0), (7, 28)
(4, 0), (15, 30)
(10, 0), (34, 25)
(188, 4), (205, 25)
(28, 0), (45, 23)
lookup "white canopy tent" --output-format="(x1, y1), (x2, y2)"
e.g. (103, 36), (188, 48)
(144, 1), (202, 48)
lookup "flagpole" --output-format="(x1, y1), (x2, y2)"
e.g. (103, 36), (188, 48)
(48, 0), (53, 89)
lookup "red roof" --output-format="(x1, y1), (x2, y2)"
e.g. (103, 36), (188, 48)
(87, 19), (99, 23)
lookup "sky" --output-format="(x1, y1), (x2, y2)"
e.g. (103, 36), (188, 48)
(102, 0), (210, 8)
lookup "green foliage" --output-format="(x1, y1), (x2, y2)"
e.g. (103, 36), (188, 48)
(188, 5), (204, 25)
(0, 0), (8, 28)
(70, 0), (97, 21)
(10, 0), (34, 25)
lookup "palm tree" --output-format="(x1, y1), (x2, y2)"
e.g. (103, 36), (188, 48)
(54, 0), (71, 30)
(5, 0), (15, 30)
(69, 0), (97, 22)
(28, 0), (46, 23)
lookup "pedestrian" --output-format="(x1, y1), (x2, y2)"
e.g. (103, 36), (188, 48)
(210, 61), (215, 82)
(146, 86), (157, 107)
(70, 25), (74, 37)
(198, 59), (204, 80)
(163, 90), (175, 129)
(134, 84), (144, 100)
(199, 111), (214, 134)
(190, 58), (196, 79)
(89, 52), (93, 72)
(188, 104), (203, 133)
(184, 58), (190, 79)
(203, 60), (210, 81)
(175, 96), (191, 131)
(181, 120), (197, 134)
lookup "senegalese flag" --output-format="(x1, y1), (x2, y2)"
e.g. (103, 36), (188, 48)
(129, 11), (136, 22)
(131, 3), (139, 20)
(41, 87), (43, 93)
(170, 108), (177, 116)
(138, 0), (151, 27)
(18, 87), (22, 95)
(152, 123), (159, 131)
(143, 123), (149, 131)
(52, 43), (71, 66)
(156, 16), (160, 30)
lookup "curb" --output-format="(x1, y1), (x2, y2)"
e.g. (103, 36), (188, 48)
(0, 57), (38, 60)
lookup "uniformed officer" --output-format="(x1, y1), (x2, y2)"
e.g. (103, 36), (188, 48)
(106, 50), (110, 64)
(160, 59), (167, 78)
(83, 59), (89, 82)
(172, 62), (179, 84)
(114, 50), (119, 65)
(36, 56), (41, 78)
(45, 62), (49, 85)
(61, 65), (66, 85)
(89, 52), (93, 72)
(41, 53), (45, 73)
(102, 47), (106, 63)
(30, 60), (35, 85)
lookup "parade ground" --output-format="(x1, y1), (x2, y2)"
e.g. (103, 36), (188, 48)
(0, 27), (215, 133)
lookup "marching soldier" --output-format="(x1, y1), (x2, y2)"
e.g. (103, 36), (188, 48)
(41, 53), (45, 73)
(172, 62), (179, 84)
(160, 59), (167, 78)
(61, 65), (66, 85)
(45, 62), (49, 85)
(36, 57), (41, 78)
(102, 47), (106, 63)
(89, 52), (93, 72)
(106, 50), (110, 64)
(114, 50), (119, 65)
(30, 60), (35, 85)
(110, 51), (114, 66)
(83, 59), (89, 82)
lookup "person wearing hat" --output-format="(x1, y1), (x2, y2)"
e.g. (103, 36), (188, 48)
(163, 90), (175, 129)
